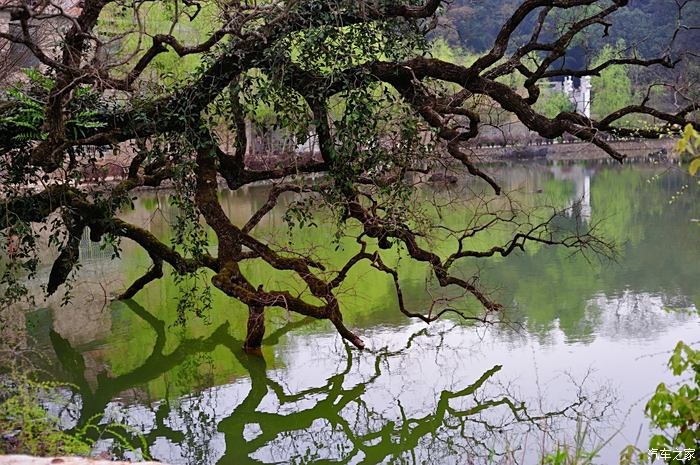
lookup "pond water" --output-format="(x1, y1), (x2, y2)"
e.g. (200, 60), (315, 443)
(22, 161), (700, 464)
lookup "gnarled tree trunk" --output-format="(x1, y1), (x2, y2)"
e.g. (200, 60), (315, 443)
(244, 303), (265, 353)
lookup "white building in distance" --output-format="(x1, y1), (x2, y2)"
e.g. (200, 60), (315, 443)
(550, 75), (592, 118)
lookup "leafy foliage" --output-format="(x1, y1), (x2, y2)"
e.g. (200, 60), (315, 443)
(643, 342), (699, 464)
(0, 377), (90, 456)
(679, 124), (700, 171)
(0, 373), (150, 459)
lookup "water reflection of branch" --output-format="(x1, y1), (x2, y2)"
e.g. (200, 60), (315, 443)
(50, 302), (602, 465)
(51, 300), (233, 424)
(214, 331), (594, 464)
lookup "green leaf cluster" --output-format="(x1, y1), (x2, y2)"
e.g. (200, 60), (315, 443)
(644, 341), (700, 463)
(678, 124), (700, 172)
(0, 373), (151, 459)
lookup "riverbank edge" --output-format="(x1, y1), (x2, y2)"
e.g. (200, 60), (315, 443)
(472, 137), (675, 162)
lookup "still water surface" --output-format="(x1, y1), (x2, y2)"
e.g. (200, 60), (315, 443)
(27, 161), (700, 464)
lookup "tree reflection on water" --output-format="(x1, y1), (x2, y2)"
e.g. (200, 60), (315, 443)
(48, 300), (611, 465)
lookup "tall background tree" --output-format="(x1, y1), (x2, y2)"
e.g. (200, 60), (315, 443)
(590, 42), (633, 119)
(0, 0), (698, 351)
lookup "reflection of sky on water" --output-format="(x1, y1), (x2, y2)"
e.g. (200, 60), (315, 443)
(585, 291), (696, 342)
(68, 292), (696, 464)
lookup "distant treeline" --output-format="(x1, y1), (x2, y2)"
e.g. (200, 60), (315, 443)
(438, 0), (700, 59)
